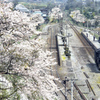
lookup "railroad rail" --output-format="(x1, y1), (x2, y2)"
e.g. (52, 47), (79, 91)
(67, 21), (94, 59)
(48, 25), (78, 100)
(74, 83), (87, 100)
(86, 80), (96, 96)
(48, 20), (95, 100)
(66, 21), (96, 100)
(49, 25), (66, 99)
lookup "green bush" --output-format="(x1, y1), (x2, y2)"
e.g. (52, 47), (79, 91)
(64, 46), (71, 58)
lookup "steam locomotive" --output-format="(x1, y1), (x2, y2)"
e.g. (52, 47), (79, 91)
(81, 31), (100, 70)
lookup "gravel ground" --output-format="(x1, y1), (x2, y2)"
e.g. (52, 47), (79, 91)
(65, 24), (100, 100)
(41, 23), (100, 100)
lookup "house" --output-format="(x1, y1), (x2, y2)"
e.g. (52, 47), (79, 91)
(4, 0), (13, 3)
(32, 10), (43, 15)
(15, 4), (30, 13)
(32, 10), (48, 19)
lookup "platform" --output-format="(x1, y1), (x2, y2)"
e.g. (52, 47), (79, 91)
(82, 31), (100, 49)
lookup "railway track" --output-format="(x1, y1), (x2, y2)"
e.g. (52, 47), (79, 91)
(48, 24), (83, 100)
(49, 25), (67, 100)
(49, 23), (97, 100)
(47, 18), (99, 100)
(66, 21), (99, 100)
(67, 21), (94, 59)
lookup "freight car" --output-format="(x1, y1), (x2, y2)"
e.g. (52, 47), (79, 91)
(81, 31), (100, 70)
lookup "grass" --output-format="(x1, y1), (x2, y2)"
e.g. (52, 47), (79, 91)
(68, 16), (100, 39)
(0, 89), (9, 99)
(90, 31), (99, 39)
(32, 91), (44, 100)
(17, 41), (20, 44)
(37, 24), (47, 31)
(19, 2), (47, 9)
(0, 74), (21, 100)
(30, 35), (37, 39)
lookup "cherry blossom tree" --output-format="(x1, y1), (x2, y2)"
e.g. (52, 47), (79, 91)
(0, 2), (59, 100)
(49, 7), (63, 22)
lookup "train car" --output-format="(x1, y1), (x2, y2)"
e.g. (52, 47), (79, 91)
(81, 31), (100, 70)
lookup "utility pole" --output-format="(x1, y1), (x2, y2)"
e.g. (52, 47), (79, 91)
(81, 0), (84, 14)
(81, 0), (83, 14)
(87, 19), (88, 31)
(71, 78), (77, 100)
(65, 77), (69, 100)
(94, 0), (95, 9)
(65, 77), (67, 100)
(71, 79), (73, 100)
(63, 77), (69, 100)
(66, 25), (70, 48)
(63, 77), (77, 100)
(68, 33), (70, 49)
(94, 0), (96, 15)
(66, 25), (67, 47)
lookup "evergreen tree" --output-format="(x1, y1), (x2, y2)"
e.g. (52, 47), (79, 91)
(13, 0), (19, 7)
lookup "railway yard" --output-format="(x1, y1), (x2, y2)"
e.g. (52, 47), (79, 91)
(1, 1), (100, 100)
(42, 19), (100, 100)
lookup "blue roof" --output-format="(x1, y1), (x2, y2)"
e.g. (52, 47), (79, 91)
(32, 11), (43, 15)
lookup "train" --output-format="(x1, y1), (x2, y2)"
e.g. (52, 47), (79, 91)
(81, 31), (100, 70)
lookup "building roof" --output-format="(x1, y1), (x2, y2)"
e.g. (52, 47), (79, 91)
(15, 4), (29, 13)
(32, 11), (43, 15)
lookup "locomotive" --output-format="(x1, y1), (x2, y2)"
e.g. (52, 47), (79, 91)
(81, 31), (100, 70)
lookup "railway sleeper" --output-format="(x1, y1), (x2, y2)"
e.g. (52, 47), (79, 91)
(74, 83), (88, 100)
